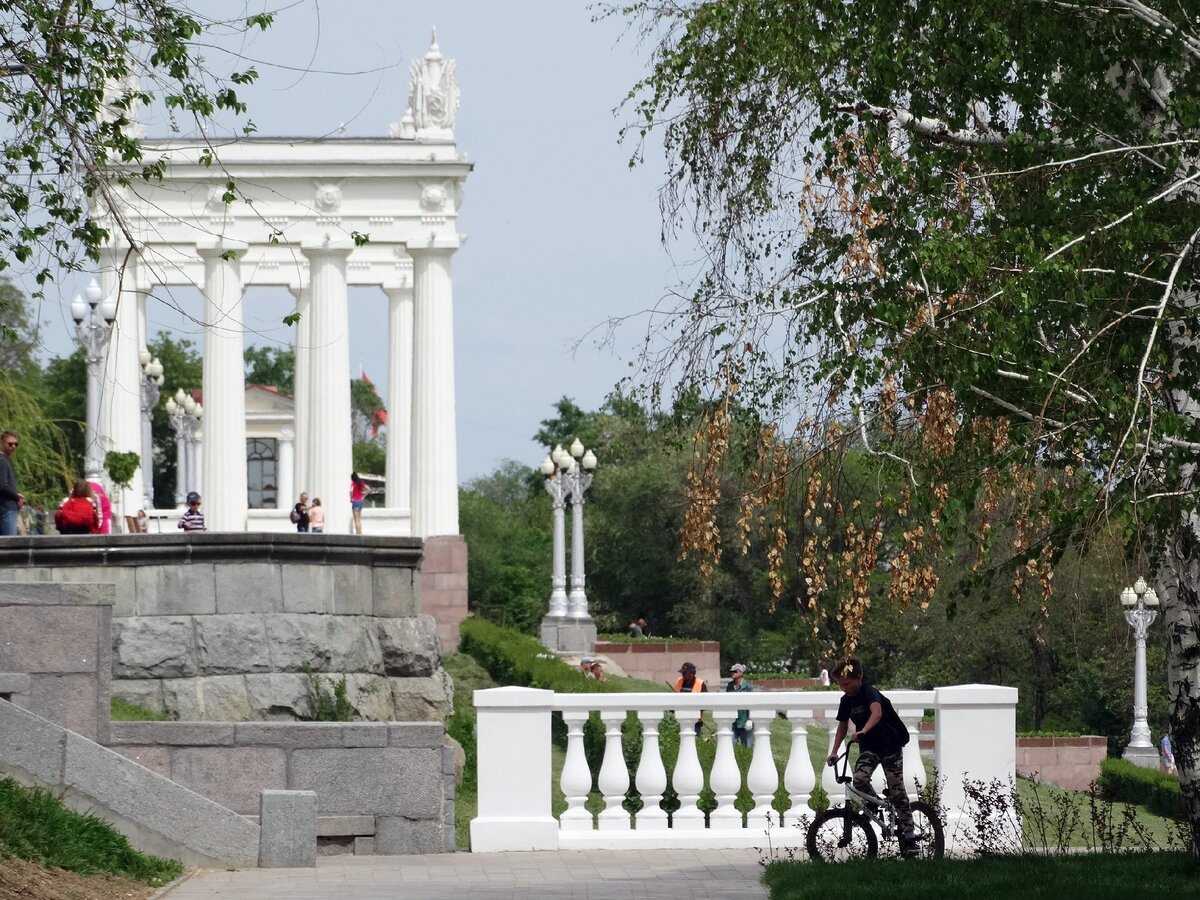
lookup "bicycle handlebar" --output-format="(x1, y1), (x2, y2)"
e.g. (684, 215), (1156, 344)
(827, 747), (853, 784)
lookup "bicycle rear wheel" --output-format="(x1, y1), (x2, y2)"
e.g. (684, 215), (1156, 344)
(806, 806), (878, 862)
(906, 800), (945, 859)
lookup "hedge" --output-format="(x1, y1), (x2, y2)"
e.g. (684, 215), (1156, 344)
(1097, 758), (1184, 821)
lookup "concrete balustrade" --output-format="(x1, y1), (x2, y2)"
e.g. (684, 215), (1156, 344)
(471, 685), (1016, 852)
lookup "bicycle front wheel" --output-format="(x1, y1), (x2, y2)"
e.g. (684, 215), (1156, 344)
(806, 806), (878, 862)
(907, 800), (945, 859)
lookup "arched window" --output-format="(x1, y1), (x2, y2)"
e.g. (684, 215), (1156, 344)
(246, 438), (278, 509)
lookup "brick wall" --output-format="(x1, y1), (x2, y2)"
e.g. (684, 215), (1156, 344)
(420, 535), (468, 651)
(1016, 736), (1108, 792)
(594, 641), (721, 686)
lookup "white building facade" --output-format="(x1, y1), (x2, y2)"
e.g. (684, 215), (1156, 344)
(96, 35), (469, 538)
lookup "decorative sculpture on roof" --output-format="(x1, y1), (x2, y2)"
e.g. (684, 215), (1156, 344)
(401, 29), (458, 141)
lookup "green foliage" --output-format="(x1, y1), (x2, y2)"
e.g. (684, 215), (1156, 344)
(109, 697), (169, 722)
(37, 348), (86, 473)
(0, 776), (182, 885)
(1097, 759), (1185, 821)
(0, 3), (270, 289)
(0, 372), (78, 506)
(458, 617), (607, 694)
(353, 440), (386, 478)
(244, 344), (294, 394)
(147, 334), (203, 507)
(299, 666), (358, 722)
(103, 451), (140, 490)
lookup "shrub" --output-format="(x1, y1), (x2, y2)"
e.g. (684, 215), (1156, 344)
(1097, 758), (1184, 821)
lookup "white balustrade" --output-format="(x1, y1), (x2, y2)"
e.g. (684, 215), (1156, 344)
(471, 685), (1016, 852)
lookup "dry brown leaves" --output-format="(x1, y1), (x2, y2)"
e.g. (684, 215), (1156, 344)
(0, 858), (157, 900)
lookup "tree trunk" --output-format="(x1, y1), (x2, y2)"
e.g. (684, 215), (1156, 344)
(1160, 521), (1200, 855)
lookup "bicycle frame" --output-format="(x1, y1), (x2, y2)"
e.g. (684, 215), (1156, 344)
(829, 748), (903, 841)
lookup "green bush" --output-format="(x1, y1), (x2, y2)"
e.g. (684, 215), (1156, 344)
(1097, 758), (1184, 820)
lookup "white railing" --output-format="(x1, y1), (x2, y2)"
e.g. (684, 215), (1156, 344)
(470, 684), (1017, 852)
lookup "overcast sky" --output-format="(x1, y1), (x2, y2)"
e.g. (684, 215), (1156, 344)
(31, 1), (678, 483)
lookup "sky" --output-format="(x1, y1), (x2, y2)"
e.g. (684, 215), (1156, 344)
(31, 1), (680, 483)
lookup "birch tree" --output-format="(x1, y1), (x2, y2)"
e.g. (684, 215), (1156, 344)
(619, 0), (1200, 847)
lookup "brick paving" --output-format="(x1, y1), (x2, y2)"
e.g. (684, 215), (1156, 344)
(154, 848), (770, 899)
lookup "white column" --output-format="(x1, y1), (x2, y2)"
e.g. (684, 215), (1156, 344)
(634, 711), (668, 830)
(384, 282), (413, 515)
(99, 251), (146, 521)
(597, 710), (631, 831)
(277, 426), (294, 511)
(783, 711), (815, 825)
(191, 427), (203, 498)
(471, 687), (559, 852)
(301, 246), (353, 535)
(559, 711), (593, 832)
(198, 244), (247, 531)
(290, 283), (311, 511)
(746, 718), (779, 829)
(173, 429), (186, 506)
(409, 246), (459, 537)
(708, 710), (741, 827)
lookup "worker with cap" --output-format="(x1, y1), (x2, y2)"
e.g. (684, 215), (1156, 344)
(727, 663), (756, 747)
(580, 657), (595, 677)
(673, 661), (707, 735)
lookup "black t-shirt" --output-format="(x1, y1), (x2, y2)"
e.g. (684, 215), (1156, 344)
(837, 683), (902, 756)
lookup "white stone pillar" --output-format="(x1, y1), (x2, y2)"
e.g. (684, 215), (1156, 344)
(384, 282), (413, 515)
(278, 425), (295, 512)
(290, 283), (311, 511)
(198, 244), (247, 531)
(191, 427), (203, 498)
(410, 247), (459, 537)
(99, 250), (146, 525)
(301, 245), (353, 535)
(173, 428), (187, 506)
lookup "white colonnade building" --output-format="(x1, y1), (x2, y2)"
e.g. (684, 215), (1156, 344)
(94, 35), (468, 538)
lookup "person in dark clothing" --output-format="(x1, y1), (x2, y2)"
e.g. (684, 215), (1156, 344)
(827, 656), (917, 857)
(294, 492), (310, 533)
(0, 431), (24, 536)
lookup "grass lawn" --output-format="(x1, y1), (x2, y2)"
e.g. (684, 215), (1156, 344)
(763, 852), (1199, 899)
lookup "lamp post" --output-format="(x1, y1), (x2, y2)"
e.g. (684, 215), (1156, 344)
(165, 389), (202, 505)
(138, 350), (164, 510)
(70, 278), (117, 480)
(1121, 577), (1160, 768)
(537, 440), (598, 653)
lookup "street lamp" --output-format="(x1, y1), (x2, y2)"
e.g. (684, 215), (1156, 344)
(537, 439), (598, 652)
(165, 388), (202, 506)
(70, 277), (117, 479)
(138, 350), (164, 510)
(1121, 577), (1160, 768)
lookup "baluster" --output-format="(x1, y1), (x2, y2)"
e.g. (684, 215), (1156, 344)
(901, 711), (924, 801)
(822, 725), (842, 798)
(782, 710), (815, 826)
(746, 712), (779, 830)
(708, 710), (740, 827)
(597, 709), (632, 830)
(634, 710), (668, 830)
(672, 709), (705, 829)
(559, 710), (593, 831)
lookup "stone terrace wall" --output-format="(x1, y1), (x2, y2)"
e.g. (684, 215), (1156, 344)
(0, 582), (113, 743)
(594, 641), (721, 686)
(0, 534), (450, 723)
(109, 720), (455, 855)
(1016, 735), (1108, 791)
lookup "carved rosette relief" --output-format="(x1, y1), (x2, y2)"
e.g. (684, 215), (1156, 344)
(420, 183), (448, 213)
(314, 183), (343, 214)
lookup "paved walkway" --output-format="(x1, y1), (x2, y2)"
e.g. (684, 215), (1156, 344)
(154, 849), (770, 899)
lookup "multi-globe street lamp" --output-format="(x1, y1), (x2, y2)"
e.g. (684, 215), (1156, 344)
(138, 349), (164, 510)
(70, 278), (117, 480)
(538, 439), (598, 651)
(164, 388), (202, 506)
(1121, 577), (1160, 767)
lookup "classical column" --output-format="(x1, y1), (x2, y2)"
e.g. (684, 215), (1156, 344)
(98, 250), (147, 523)
(410, 246), (458, 537)
(301, 245), (353, 535)
(278, 425), (295, 512)
(290, 283), (311, 510)
(384, 282), (413, 515)
(198, 244), (247, 531)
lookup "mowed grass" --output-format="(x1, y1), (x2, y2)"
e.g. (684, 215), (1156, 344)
(763, 852), (1199, 899)
(0, 777), (182, 886)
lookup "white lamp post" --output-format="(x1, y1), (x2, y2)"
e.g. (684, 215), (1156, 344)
(165, 389), (203, 506)
(70, 278), (117, 480)
(537, 439), (598, 653)
(1121, 577), (1160, 768)
(138, 350), (164, 510)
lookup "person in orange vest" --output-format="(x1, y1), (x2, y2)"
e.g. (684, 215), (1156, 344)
(673, 661), (708, 735)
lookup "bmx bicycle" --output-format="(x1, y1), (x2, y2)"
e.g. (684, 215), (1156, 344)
(806, 747), (945, 862)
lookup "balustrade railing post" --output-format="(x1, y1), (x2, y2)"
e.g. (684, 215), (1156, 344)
(899, 710), (925, 801)
(634, 710), (668, 830)
(783, 711), (815, 826)
(745, 715), (779, 830)
(597, 710), (632, 831)
(822, 725), (842, 798)
(560, 710), (593, 831)
(709, 710), (741, 827)
(470, 687), (558, 852)
(672, 712), (706, 830)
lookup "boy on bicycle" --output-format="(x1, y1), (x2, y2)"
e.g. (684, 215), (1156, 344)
(827, 656), (918, 857)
